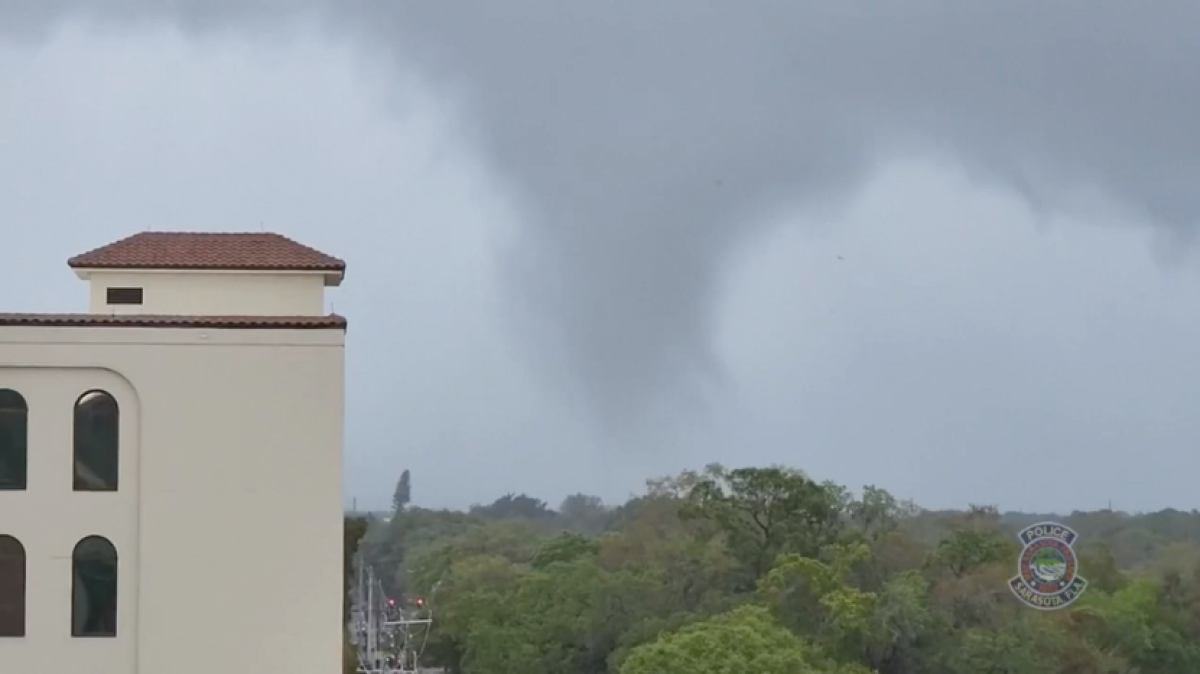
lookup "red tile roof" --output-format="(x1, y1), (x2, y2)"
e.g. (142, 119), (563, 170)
(0, 314), (347, 330)
(67, 232), (345, 272)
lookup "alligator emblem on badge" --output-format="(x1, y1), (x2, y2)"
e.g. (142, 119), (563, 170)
(1009, 521), (1088, 610)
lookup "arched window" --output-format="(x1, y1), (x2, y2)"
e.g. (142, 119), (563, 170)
(0, 390), (27, 491)
(72, 536), (117, 637)
(73, 390), (118, 492)
(0, 535), (25, 637)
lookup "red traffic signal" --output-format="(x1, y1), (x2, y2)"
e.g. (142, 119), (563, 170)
(387, 598), (395, 606)
(415, 597), (424, 607)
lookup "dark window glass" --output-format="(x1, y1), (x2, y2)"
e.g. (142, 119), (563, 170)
(0, 535), (25, 637)
(72, 536), (117, 637)
(0, 390), (27, 491)
(74, 391), (118, 492)
(105, 288), (143, 305)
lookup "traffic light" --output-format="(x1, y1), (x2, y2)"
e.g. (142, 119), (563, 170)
(415, 597), (424, 607)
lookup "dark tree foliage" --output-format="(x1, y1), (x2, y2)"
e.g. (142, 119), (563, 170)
(343, 516), (369, 621)
(352, 465), (1200, 674)
(393, 470), (411, 512)
(470, 492), (557, 521)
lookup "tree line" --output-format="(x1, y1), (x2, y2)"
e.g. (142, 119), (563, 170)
(343, 464), (1200, 673)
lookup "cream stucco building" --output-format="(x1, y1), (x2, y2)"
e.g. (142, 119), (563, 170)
(0, 232), (346, 673)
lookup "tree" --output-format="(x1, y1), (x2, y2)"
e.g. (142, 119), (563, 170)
(685, 465), (844, 582)
(925, 529), (1012, 579)
(1076, 577), (1200, 671)
(619, 605), (861, 674)
(530, 532), (600, 570)
(847, 485), (903, 541)
(431, 552), (668, 674)
(342, 516), (369, 674)
(392, 469), (411, 512)
(343, 461), (1200, 674)
(343, 516), (369, 620)
(471, 493), (557, 521)
(559, 493), (609, 535)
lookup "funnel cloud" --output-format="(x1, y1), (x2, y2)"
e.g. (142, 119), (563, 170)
(3, 3), (1200, 503)
(6, 1), (1199, 428)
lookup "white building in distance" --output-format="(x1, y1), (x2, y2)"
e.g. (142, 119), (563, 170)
(0, 232), (346, 673)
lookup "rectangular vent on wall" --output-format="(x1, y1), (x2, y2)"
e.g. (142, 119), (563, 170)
(106, 287), (144, 305)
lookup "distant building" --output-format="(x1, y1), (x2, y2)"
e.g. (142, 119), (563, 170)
(0, 232), (346, 673)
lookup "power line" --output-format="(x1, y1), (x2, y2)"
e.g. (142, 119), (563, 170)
(350, 554), (435, 673)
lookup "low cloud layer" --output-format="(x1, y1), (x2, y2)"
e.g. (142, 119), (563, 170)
(5, 1), (1200, 434)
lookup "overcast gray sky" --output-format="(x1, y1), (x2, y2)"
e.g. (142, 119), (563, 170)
(2, 2), (1199, 513)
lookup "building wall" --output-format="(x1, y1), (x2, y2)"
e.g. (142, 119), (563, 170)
(0, 366), (140, 672)
(0, 324), (345, 674)
(84, 270), (328, 316)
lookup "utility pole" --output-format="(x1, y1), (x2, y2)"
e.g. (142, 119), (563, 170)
(367, 566), (378, 669)
(385, 612), (433, 673)
(351, 553), (435, 673)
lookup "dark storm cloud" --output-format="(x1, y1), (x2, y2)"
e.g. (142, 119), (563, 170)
(5, 1), (1199, 431)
